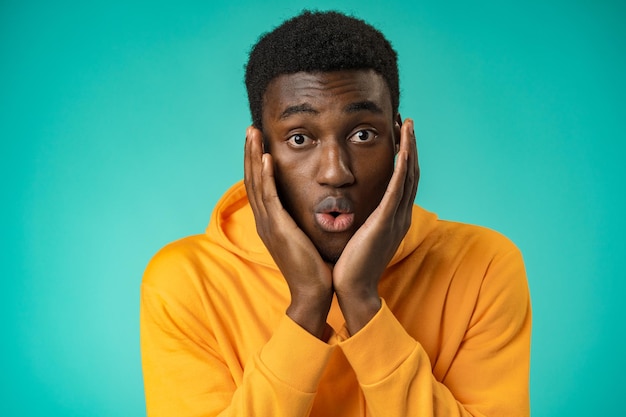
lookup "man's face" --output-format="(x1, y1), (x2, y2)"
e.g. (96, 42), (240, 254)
(261, 70), (400, 263)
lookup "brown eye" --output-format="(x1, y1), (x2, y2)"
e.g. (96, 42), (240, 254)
(356, 131), (370, 141)
(287, 133), (311, 147)
(348, 129), (377, 143)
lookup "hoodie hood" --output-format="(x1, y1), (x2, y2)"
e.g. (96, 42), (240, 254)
(206, 181), (439, 269)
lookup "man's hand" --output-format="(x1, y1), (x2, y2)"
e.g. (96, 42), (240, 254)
(244, 127), (333, 340)
(333, 119), (419, 335)
(244, 120), (418, 338)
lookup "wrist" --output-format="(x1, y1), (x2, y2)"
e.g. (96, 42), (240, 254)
(287, 291), (333, 340)
(336, 292), (381, 336)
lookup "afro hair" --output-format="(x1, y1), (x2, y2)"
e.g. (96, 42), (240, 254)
(244, 10), (399, 129)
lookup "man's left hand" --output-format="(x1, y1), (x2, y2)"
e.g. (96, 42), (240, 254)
(333, 118), (419, 335)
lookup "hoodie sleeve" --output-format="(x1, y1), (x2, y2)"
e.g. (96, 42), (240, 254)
(140, 243), (335, 417)
(338, 248), (531, 417)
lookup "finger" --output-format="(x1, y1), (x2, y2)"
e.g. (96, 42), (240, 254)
(244, 126), (267, 218)
(244, 126), (251, 178)
(244, 126), (259, 211)
(374, 119), (414, 229)
(244, 126), (253, 193)
(260, 152), (288, 218)
(409, 120), (420, 203)
(375, 143), (408, 218)
(381, 117), (422, 214)
(399, 119), (419, 210)
(398, 119), (417, 216)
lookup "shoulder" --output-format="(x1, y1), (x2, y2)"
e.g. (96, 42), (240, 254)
(142, 234), (217, 294)
(432, 221), (528, 300)
(422, 220), (530, 320)
(410, 218), (528, 303)
(141, 231), (274, 302)
(427, 219), (521, 260)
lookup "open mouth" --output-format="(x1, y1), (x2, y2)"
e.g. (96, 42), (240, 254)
(314, 197), (355, 233)
(315, 211), (354, 232)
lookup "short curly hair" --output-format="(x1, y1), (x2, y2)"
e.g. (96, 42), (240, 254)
(245, 10), (399, 129)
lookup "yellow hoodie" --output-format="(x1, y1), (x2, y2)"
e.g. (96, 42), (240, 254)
(141, 181), (531, 417)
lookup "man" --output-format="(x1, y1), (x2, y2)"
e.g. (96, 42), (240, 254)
(141, 10), (531, 417)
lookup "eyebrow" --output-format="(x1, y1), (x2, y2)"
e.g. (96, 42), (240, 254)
(279, 103), (319, 119)
(344, 100), (383, 114)
(279, 100), (384, 120)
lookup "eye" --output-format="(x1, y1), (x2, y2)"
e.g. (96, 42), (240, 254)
(287, 133), (312, 147)
(349, 129), (377, 143)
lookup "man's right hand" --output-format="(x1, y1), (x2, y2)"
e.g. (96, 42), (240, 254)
(244, 126), (334, 340)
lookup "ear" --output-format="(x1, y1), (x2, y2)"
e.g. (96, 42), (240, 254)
(394, 113), (402, 154)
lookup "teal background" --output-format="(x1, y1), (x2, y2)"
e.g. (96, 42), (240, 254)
(2, 0), (624, 415)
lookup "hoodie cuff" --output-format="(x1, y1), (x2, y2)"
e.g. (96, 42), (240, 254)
(259, 315), (336, 393)
(338, 299), (416, 385)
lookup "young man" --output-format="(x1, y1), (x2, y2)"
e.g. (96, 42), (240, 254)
(141, 11), (531, 417)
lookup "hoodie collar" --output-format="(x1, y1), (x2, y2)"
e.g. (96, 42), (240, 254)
(206, 181), (438, 268)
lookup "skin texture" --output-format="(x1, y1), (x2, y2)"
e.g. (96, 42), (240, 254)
(244, 70), (419, 338)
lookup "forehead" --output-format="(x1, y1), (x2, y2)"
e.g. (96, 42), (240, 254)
(262, 70), (392, 120)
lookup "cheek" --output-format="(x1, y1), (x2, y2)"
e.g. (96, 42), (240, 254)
(355, 149), (395, 187)
(273, 159), (312, 218)
(352, 149), (396, 215)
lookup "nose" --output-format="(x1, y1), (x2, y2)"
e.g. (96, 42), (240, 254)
(316, 141), (355, 187)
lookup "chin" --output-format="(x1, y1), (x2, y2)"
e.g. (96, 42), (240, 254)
(321, 252), (341, 265)
(312, 230), (354, 265)
(317, 243), (345, 265)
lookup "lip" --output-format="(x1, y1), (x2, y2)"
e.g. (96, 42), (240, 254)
(313, 197), (355, 233)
